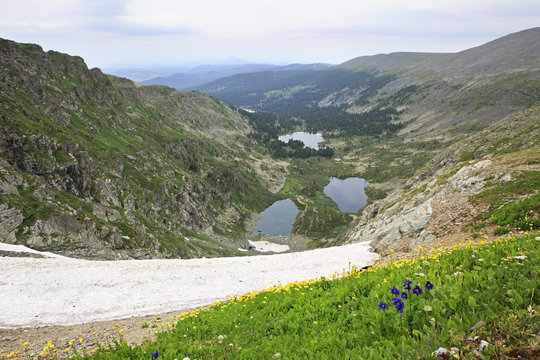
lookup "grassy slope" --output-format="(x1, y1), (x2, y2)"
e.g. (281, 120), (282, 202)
(0, 38), (280, 258)
(36, 232), (538, 359)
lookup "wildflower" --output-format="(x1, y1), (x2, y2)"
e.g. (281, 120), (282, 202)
(403, 280), (412, 291)
(425, 281), (434, 290)
(378, 302), (388, 311)
(401, 292), (408, 300)
(393, 298), (404, 313)
(413, 286), (423, 296)
(391, 286), (400, 296)
(153, 350), (159, 359)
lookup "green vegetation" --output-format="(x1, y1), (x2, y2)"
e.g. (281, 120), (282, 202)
(0, 38), (285, 257)
(201, 69), (402, 137)
(277, 158), (360, 241)
(344, 135), (446, 183)
(471, 171), (540, 234)
(56, 233), (538, 359)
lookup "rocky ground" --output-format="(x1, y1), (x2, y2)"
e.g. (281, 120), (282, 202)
(0, 311), (174, 359)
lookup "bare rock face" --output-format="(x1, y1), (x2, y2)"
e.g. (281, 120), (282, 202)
(447, 160), (492, 193)
(346, 158), (505, 253)
(351, 197), (433, 252)
(0, 204), (23, 244)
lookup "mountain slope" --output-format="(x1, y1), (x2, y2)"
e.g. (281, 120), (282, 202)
(0, 38), (283, 259)
(196, 27), (540, 141)
(344, 103), (540, 255)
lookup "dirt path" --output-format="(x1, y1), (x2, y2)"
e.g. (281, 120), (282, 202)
(0, 310), (185, 359)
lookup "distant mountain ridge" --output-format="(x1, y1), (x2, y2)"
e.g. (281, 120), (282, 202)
(196, 27), (540, 140)
(142, 63), (331, 91)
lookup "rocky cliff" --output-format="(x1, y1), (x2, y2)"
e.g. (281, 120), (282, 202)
(0, 38), (283, 259)
(345, 104), (540, 255)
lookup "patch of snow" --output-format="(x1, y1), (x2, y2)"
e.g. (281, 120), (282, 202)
(248, 240), (289, 253)
(0, 242), (67, 259)
(0, 241), (378, 328)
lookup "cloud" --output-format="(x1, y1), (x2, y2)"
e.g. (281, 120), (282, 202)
(0, 0), (538, 67)
(82, 18), (195, 36)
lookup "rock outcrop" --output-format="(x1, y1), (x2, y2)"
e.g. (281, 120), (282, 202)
(0, 37), (279, 259)
(347, 160), (501, 252)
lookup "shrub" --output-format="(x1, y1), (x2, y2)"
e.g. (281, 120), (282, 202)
(494, 226), (510, 235)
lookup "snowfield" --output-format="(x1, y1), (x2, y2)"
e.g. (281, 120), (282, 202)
(0, 241), (378, 328)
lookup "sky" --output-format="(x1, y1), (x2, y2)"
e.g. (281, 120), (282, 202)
(0, 0), (539, 69)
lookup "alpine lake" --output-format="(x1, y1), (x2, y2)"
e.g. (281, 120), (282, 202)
(251, 132), (369, 239)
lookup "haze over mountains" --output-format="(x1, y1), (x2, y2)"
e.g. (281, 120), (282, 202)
(139, 63), (331, 91)
(0, 27), (538, 260)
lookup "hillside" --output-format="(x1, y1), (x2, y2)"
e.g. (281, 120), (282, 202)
(0, 38), (285, 259)
(196, 27), (540, 141)
(1, 29), (539, 260)
(344, 104), (540, 257)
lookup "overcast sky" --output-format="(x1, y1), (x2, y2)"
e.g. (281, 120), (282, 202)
(1, 0), (539, 69)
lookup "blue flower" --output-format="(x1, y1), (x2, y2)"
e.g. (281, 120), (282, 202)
(153, 350), (158, 359)
(378, 302), (388, 311)
(349, 308), (356, 314)
(403, 280), (412, 291)
(391, 286), (400, 295)
(413, 285), (423, 296)
(401, 292), (408, 300)
(393, 298), (404, 313)
(425, 281), (434, 290)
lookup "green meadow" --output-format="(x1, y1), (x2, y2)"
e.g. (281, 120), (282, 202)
(13, 232), (537, 360)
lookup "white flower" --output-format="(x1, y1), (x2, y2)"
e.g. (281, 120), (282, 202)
(514, 255), (527, 260)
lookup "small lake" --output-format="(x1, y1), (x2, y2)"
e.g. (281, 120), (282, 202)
(250, 199), (299, 237)
(324, 177), (369, 213)
(278, 132), (324, 150)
